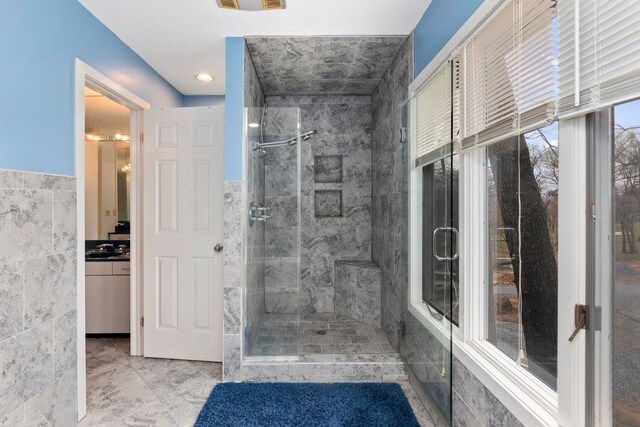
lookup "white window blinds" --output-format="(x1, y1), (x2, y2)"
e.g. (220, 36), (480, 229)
(558, 0), (640, 117)
(461, 0), (558, 148)
(414, 61), (454, 167)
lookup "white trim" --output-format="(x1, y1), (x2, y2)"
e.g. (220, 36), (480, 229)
(593, 109), (613, 427)
(74, 59), (150, 421)
(573, 0), (581, 107)
(129, 110), (144, 357)
(409, 0), (505, 96)
(459, 148), (487, 343)
(456, 340), (558, 426)
(557, 116), (587, 427)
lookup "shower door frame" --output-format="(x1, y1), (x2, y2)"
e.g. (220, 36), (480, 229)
(242, 106), (303, 360)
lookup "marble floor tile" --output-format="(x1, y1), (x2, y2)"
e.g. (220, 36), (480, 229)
(129, 357), (209, 401)
(89, 380), (160, 426)
(164, 380), (219, 427)
(86, 338), (130, 376)
(110, 404), (179, 427)
(87, 364), (144, 408)
(84, 337), (434, 427)
(188, 360), (222, 381)
(111, 338), (131, 356)
(76, 410), (96, 427)
(249, 313), (396, 356)
(85, 338), (218, 427)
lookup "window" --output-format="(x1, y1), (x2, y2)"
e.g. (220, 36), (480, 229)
(486, 122), (559, 390)
(409, 59), (458, 335)
(409, 0), (563, 424)
(612, 99), (640, 425)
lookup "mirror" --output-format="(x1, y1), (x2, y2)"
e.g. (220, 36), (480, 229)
(117, 145), (131, 223)
(84, 86), (131, 240)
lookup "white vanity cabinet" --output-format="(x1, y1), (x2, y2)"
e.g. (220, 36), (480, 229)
(86, 261), (130, 334)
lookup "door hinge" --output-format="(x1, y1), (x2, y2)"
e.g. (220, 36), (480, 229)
(140, 317), (144, 327)
(140, 132), (144, 144)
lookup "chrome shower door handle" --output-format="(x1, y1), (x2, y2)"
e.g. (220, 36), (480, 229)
(432, 227), (459, 261)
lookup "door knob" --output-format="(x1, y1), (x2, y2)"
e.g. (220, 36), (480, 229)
(214, 244), (224, 253)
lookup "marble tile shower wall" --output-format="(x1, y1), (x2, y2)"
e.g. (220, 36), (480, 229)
(223, 44), (265, 380)
(0, 170), (78, 426)
(371, 37), (411, 352)
(371, 36), (522, 425)
(244, 42), (266, 350)
(245, 37), (408, 96)
(223, 181), (243, 381)
(264, 95), (372, 314)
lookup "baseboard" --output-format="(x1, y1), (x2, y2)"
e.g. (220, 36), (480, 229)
(86, 333), (131, 338)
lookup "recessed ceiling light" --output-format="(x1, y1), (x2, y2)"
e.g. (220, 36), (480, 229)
(195, 73), (214, 82)
(248, 122), (260, 128)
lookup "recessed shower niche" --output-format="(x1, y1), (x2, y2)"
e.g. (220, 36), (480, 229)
(314, 155), (343, 183)
(314, 190), (342, 218)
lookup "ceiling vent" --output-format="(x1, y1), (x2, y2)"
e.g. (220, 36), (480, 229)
(262, 0), (284, 10)
(216, 0), (285, 10)
(218, 0), (239, 9)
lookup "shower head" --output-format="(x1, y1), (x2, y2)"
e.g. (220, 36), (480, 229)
(299, 130), (317, 142)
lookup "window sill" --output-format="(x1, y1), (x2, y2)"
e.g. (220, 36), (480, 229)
(409, 299), (558, 426)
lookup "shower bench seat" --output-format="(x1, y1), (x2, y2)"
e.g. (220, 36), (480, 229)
(334, 260), (382, 328)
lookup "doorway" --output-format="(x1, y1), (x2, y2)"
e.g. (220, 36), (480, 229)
(75, 60), (149, 421)
(75, 60), (225, 424)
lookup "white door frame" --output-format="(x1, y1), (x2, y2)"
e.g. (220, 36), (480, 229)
(74, 59), (150, 420)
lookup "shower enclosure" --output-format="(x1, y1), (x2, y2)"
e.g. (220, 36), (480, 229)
(243, 104), (401, 358)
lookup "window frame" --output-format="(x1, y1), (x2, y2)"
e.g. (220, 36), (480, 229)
(407, 1), (585, 425)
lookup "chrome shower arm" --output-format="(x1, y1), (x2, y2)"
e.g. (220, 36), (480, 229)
(252, 130), (317, 151)
(253, 136), (298, 149)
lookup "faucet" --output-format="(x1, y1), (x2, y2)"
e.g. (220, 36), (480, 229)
(96, 243), (115, 252)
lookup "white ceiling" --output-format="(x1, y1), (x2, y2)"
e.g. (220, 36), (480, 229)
(78, 0), (431, 96)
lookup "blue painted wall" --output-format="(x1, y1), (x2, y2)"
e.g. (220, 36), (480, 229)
(414, 0), (484, 77)
(224, 37), (244, 181)
(0, 0), (184, 176)
(183, 95), (225, 107)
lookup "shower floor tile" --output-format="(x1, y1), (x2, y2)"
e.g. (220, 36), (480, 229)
(249, 313), (396, 356)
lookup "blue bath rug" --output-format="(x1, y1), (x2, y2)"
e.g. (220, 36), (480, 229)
(195, 382), (420, 427)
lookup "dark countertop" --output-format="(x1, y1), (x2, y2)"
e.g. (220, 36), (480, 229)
(85, 239), (131, 262)
(86, 256), (130, 263)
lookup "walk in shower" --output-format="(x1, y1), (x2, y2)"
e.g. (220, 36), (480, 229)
(244, 104), (395, 357)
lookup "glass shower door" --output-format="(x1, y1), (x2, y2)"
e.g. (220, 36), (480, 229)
(401, 93), (456, 425)
(245, 106), (302, 357)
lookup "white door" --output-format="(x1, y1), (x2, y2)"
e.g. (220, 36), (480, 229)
(143, 106), (224, 361)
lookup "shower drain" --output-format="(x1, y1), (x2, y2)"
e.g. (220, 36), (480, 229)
(315, 330), (327, 335)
